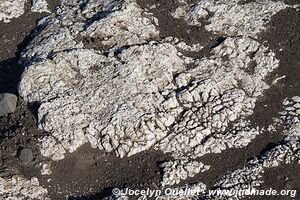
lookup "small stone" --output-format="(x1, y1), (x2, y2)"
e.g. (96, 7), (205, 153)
(292, 96), (300, 103)
(0, 93), (17, 117)
(18, 148), (34, 163)
(294, 103), (300, 108)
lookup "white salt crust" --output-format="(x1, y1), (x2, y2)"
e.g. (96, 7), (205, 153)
(14, 0), (298, 196)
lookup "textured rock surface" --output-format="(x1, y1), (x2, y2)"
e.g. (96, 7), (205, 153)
(0, 176), (49, 199)
(16, 0), (295, 186)
(0, 93), (17, 117)
(209, 132), (299, 199)
(172, 0), (287, 37)
(155, 37), (274, 160)
(197, 97), (300, 199)
(19, 8), (280, 161)
(7, 0), (298, 198)
(160, 159), (210, 186)
(0, 0), (27, 23)
(31, 0), (50, 13)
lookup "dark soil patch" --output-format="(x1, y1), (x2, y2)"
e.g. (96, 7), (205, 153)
(0, 0), (60, 94)
(47, 0), (61, 11)
(137, 0), (220, 58)
(280, 0), (300, 5)
(250, 8), (300, 128)
(79, 36), (111, 52)
(0, 0), (62, 177)
(180, 131), (284, 189)
(248, 163), (300, 200)
(238, 0), (256, 5)
(0, 99), (49, 179)
(0, 0), (60, 190)
(20, 144), (172, 200)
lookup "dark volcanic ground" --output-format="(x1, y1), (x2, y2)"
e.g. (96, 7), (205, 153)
(0, 0), (299, 200)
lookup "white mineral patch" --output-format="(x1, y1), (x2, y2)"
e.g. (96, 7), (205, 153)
(172, 0), (288, 37)
(160, 160), (210, 186)
(20, 43), (186, 158)
(39, 136), (66, 161)
(156, 37), (277, 159)
(280, 96), (300, 126)
(0, 176), (49, 200)
(20, 36), (278, 161)
(41, 163), (52, 175)
(206, 98), (300, 199)
(209, 136), (300, 199)
(17, 0), (294, 189)
(31, 0), (50, 13)
(162, 37), (204, 53)
(0, 0), (27, 23)
(85, 0), (159, 49)
(19, 0), (280, 163)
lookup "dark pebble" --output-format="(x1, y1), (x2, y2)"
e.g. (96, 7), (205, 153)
(18, 148), (33, 163)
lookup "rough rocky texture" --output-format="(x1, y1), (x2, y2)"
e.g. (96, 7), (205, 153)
(209, 135), (299, 199)
(160, 159), (210, 186)
(16, 0), (294, 191)
(156, 37), (275, 160)
(0, 176), (49, 200)
(172, 0), (288, 37)
(280, 96), (300, 126)
(20, 44), (186, 159)
(0, 0), (27, 23)
(202, 97), (300, 199)
(20, 33), (280, 163)
(40, 163), (52, 175)
(0, 0), (55, 23)
(31, 0), (51, 13)
(0, 93), (17, 117)
(0, 0), (296, 198)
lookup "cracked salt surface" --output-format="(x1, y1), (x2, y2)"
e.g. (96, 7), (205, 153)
(107, 97), (300, 199)
(19, 0), (281, 162)
(206, 97), (300, 200)
(2, 0), (298, 198)
(172, 0), (288, 37)
(160, 159), (210, 186)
